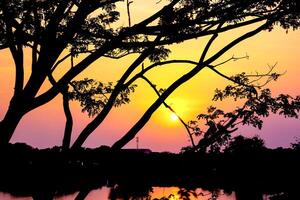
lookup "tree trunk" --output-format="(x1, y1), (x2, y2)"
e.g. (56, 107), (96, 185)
(0, 102), (24, 145)
(62, 88), (73, 151)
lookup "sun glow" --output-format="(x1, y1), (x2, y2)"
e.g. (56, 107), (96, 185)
(170, 113), (179, 121)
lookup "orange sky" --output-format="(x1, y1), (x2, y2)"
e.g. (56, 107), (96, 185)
(1, 1), (300, 152)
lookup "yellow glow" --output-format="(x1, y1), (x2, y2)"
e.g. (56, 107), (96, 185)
(170, 113), (179, 121)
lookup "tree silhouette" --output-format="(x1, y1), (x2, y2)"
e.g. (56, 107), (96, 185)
(224, 135), (266, 154)
(290, 137), (300, 151)
(0, 0), (300, 148)
(182, 70), (300, 153)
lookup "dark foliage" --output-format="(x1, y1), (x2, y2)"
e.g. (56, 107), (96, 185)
(1, 143), (300, 199)
(69, 78), (137, 117)
(184, 71), (300, 153)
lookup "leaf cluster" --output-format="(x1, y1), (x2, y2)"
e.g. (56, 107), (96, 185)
(204, 89), (300, 131)
(188, 71), (300, 153)
(0, 0), (120, 50)
(2, 0), (300, 52)
(157, 0), (300, 43)
(70, 3), (120, 55)
(148, 46), (171, 63)
(68, 78), (137, 117)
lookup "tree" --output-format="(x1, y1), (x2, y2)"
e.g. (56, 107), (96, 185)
(181, 70), (300, 153)
(224, 135), (266, 154)
(0, 0), (299, 148)
(290, 137), (300, 151)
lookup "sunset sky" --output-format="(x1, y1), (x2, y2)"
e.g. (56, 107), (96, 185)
(1, 1), (300, 152)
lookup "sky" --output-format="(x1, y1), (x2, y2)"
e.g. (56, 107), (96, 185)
(1, 1), (300, 152)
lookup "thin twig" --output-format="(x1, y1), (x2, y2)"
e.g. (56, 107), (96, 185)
(126, 0), (132, 27)
(213, 54), (249, 68)
(103, 51), (141, 59)
(140, 75), (196, 148)
(207, 65), (254, 89)
(124, 60), (198, 87)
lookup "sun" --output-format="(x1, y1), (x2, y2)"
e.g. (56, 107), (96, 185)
(170, 113), (179, 121)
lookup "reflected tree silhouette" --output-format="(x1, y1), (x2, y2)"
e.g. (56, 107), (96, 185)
(74, 189), (91, 200)
(235, 188), (263, 200)
(108, 184), (153, 200)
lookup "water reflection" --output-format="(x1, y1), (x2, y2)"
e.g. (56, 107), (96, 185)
(2, 184), (300, 200)
(1, 187), (236, 200)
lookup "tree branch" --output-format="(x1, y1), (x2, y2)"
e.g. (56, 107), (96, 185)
(120, 17), (267, 47)
(32, 5), (40, 66)
(199, 23), (223, 63)
(128, 0), (180, 29)
(51, 53), (72, 72)
(71, 37), (162, 149)
(111, 19), (276, 150)
(2, 4), (25, 97)
(126, 0), (132, 27)
(13, 45), (24, 97)
(31, 43), (112, 110)
(124, 60), (198, 87)
(204, 20), (276, 66)
(62, 85), (73, 150)
(32, 2), (274, 112)
(29, 0), (178, 108)
(47, 70), (73, 150)
(103, 51), (141, 59)
(207, 65), (253, 89)
(110, 30), (221, 149)
(213, 54), (249, 68)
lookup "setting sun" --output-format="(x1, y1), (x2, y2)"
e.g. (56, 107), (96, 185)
(170, 113), (179, 121)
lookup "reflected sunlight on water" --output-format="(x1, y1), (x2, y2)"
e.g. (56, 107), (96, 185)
(150, 187), (235, 200)
(0, 192), (31, 200)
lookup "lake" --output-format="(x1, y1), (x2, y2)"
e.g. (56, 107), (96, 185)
(0, 187), (238, 200)
(1, 185), (292, 200)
